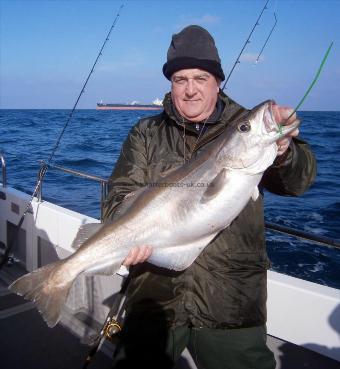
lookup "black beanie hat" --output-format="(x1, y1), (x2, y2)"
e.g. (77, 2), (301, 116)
(163, 25), (225, 81)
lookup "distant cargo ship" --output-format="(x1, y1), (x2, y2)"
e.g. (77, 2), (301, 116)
(97, 98), (163, 111)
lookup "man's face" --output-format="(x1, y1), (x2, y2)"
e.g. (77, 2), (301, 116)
(171, 68), (220, 122)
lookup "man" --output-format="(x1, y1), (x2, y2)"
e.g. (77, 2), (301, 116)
(103, 25), (316, 369)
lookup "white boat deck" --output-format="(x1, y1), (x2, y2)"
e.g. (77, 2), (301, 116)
(1, 264), (339, 369)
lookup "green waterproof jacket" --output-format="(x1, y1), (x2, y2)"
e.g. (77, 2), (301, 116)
(103, 91), (316, 329)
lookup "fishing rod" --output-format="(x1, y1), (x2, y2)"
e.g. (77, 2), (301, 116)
(222, 0), (271, 90)
(254, 12), (277, 64)
(0, 4), (125, 270)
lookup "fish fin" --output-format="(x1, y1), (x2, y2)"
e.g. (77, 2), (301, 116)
(83, 260), (121, 277)
(201, 168), (228, 203)
(251, 186), (259, 201)
(9, 260), (74, 328)
(72, 222), (102, 250)
(114, 187), (146, 218)
(148, 234), (217, 271)
(123, 189), (142, 200)
(159, 166), (179, 178)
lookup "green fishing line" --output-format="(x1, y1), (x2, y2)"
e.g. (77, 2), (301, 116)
(278, 41), (333, 134)
(292, 41), (333, 115)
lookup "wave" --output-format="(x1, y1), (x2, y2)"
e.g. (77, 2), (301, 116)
(56, 158), (101, 167)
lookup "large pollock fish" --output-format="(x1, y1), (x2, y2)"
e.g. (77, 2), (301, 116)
(9, 100), (299, 327)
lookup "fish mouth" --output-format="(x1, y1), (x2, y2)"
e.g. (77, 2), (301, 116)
(263, 100), (277, 134)
(263, 100), (300, 140)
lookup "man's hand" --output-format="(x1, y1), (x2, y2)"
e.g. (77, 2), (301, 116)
(272, 105), (300, 156)
(122, 246), (152, 266)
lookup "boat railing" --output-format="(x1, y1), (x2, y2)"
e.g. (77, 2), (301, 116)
(265, 222), (340, 249)
(38, 160), (108, 222)
(2, 154), (340, 249)
(0, 153), (6, 188)
(38, 160), (340, 249)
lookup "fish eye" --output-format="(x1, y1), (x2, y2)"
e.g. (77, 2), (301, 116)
(237, 122), (251, 133)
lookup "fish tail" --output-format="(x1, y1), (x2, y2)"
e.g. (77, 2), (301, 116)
(9, 260), (74, 327)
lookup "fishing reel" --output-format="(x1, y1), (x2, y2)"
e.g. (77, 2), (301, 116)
(102, 316), (122, 341)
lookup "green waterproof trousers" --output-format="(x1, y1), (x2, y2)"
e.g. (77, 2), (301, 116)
(112, 320), (276, 369)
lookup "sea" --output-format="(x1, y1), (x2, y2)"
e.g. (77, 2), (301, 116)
(0, 109), (339, 289)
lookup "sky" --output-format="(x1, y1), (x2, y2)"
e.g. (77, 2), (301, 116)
(0, 0), (339, 110)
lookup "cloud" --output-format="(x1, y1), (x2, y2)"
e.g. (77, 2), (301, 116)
(193, 14), (221, 26)
(175, 13), (221, 30)
(95, 48), (146, 72)
(96, 60), (142, 72)
(239, 53), (265, 64)
(152, 25), (164, 33)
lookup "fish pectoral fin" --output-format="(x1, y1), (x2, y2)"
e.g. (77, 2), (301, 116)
(71, 222), (103, 250)
(83, 260), (121, 277)
(251, 186), (259, 201)
(201, 168), (229, 203)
